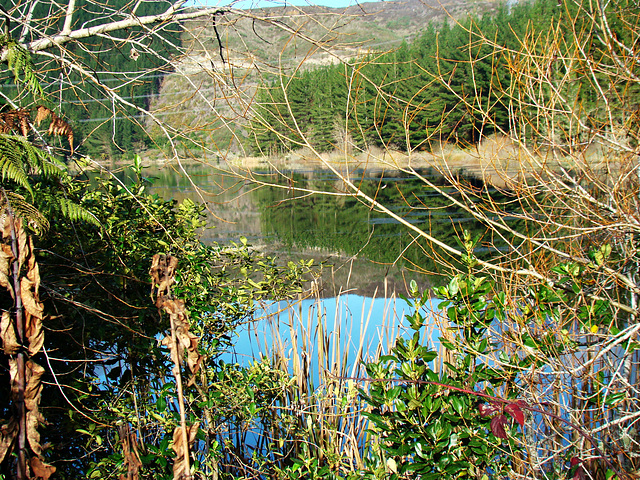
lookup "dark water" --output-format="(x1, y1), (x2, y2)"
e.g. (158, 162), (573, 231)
(144, 164), (518, 295)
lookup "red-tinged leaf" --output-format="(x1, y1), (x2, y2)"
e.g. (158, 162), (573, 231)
(490, 414), (509, 438)
(505, 402), (525, 427)
(479, 403), (500, 418)
(570, 458), (585, 480)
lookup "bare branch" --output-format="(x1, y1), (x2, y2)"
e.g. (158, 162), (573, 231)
(1, 1), (236, 61)
(61, 0), (75, 36)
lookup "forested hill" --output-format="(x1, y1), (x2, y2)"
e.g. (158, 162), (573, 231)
(247, 0), (638, 155)
(250, 0), (564, 154)
(151, 0), (621, 158)
(9, 0), (587, 159)
(0, 0), (180, 159)
(146, 0), (504, 156)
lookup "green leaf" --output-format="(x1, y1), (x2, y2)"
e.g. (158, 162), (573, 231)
(448, 277), (459, 296)
(156, 395), (167, 412)
(410, 279), (418, 296)
(604, 391), (626, 406)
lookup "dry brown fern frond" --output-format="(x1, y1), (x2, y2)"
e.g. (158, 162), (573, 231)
(0, 107), (74, 154)
(0, 109), (30, 136)
(35, 106), (74, 154)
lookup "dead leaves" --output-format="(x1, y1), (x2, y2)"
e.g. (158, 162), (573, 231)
(0, 218), (45, 359)
(118, 424), (142, 480)
(25, 361), (45, 456)
(0, 109), (30, 136)
(34, 106), (74, 154)
(150, 254), (202, 480)
(22, 239), (44, 357)
(150, 254), (179, 308)
(0, 419), (18, 464)
(30, 456), (56, 480)
(172, 423), (199, 480)
(0, 106), (74, 153)
(159, 299), (203, 376)
(1, 311), (19, 354)
(0, 211), (53, 475)
(0, 244), (14, 295)
(151, 254), (203, 377)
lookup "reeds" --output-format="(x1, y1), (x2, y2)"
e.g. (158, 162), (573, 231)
(246, 286), (413, 475)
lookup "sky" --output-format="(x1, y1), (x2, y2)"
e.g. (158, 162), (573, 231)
(193, 0), (380, 10)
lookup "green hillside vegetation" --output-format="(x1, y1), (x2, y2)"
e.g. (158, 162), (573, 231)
(251, 0), (637, 154)
(145, 0), (500, 156)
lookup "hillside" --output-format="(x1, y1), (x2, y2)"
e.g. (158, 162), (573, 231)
(181, 0), (501, 73)
(146, 0), (501, 156)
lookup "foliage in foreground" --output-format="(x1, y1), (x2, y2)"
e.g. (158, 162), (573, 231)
(357, 232), (637, 480)
(0, 158), (320, 478)
(362, 276), (521, 478)
(244, 234), (637, 480)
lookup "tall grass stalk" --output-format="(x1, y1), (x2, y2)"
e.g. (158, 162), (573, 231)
(248, 286), (410, 473)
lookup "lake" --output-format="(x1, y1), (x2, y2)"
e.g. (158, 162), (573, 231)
(141, 162), (512, 368)
(145, 163), (507, 292)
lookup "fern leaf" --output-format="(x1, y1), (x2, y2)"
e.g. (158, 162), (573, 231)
(0, 133), (96, 231)
(58, 196), (101, 227)
(0, 134), (66, 186)
(0, 110), (31, 135)
(0, 140), (31, 194)
(0, 192), (49, 234)
(1, 34), (44, 99)
(40, 192), (101, 228)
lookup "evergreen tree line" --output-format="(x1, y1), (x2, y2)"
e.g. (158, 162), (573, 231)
(251, 0), (637, 154)
(1, 0), (180, 158)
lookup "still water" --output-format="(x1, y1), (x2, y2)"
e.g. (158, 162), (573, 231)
(146, 164), (508, 293)
(143, 163), (509, 365)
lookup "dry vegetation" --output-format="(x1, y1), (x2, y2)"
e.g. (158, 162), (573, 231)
(145, 134), (614, 191)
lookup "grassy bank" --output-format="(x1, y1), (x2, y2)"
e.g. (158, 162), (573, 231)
(125, 134), (618, 190)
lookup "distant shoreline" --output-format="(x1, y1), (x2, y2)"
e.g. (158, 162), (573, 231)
(125, 136), (527, 186)
(94, 134), (613, 189)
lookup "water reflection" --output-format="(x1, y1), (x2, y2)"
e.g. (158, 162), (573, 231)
(139, 164), (519, 376)
(145, 164), (519, 294)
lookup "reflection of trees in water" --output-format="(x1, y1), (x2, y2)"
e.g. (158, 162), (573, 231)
(141, 165), (526, 287)
(253, 169), (525, 281)
(146, 166), (265, 243)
